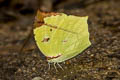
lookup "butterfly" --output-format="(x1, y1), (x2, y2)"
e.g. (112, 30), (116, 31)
(33, 10), (91, 63)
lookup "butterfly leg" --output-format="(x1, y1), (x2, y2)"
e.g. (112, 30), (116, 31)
(48, 62), (51, 70)
(57, 63), (64, 71)
(54, 63), (58, 72)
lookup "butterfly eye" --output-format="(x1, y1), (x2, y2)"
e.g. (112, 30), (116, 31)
(41, 37), (50, 42)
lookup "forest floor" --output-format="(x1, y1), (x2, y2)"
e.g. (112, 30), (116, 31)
(0, 0), (120, 80)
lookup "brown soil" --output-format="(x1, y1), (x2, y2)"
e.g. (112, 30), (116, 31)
(0, 0), (120, 80)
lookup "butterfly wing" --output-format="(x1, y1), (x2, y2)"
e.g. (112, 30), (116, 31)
(34, 13), (91, 63)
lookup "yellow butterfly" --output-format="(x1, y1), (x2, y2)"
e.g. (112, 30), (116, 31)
(33, 10), (91, 63)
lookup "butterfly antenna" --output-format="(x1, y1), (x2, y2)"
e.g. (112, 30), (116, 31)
(19, 27), (33, 54)
(57, 63), (64, 71)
